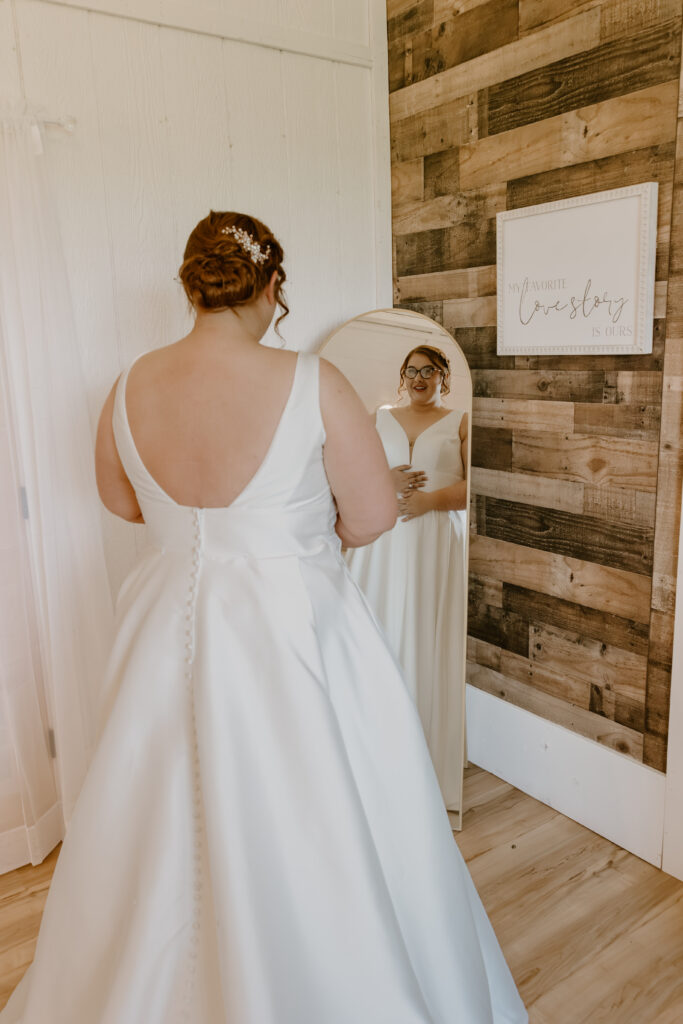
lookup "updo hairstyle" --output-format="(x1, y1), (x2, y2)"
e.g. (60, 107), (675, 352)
(398, 344), (451, 396)
(178, 211), (289, 330)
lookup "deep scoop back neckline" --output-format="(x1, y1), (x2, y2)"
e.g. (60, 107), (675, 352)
(120, 351), (302, 512)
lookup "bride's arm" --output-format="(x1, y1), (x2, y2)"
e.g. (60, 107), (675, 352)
(319, 359), (397, 548)
(95, 380), (145, 523)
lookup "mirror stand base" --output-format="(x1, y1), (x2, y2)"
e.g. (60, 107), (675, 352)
(447, 809), (462, 832)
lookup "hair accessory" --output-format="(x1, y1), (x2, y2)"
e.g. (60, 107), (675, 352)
(221, 225), (271, 266)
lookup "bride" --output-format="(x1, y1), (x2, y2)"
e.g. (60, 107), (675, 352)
(0, 211), (527, 1024)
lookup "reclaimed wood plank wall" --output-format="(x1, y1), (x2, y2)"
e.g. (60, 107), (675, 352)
(388, 0), (683, 771)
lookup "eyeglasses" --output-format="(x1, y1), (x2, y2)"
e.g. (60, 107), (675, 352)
(404, 365), (439, 380)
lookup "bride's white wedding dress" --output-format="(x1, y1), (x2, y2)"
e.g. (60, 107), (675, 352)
(345, 406), (468, 813)
(1, 352), (527, 1024)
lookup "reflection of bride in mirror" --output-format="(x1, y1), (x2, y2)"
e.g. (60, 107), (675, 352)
(345, 345), (468, 813)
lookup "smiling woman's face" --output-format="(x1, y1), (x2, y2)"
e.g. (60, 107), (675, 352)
(403, 351), (443, 407)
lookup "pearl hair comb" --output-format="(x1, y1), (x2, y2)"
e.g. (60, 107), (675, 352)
(221, 225), (271, 266)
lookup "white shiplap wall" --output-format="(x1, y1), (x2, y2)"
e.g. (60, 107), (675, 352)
(1, 0), (391, 595)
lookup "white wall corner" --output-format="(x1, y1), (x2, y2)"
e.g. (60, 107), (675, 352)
(662, 478), (683, 881)
(368, 0), (393, 309)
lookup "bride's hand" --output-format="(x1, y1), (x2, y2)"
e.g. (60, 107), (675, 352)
(398, 488), (432, 521)
(390, 465), (428, 494)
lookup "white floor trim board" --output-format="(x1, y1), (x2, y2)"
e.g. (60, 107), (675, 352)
(466, 684), (667, 869)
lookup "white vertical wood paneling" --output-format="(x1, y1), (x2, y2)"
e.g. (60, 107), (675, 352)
(12, 2), (138, 594)
(281, 51), (344, 347)
(157, 25), (230, 329)
(14, 3), (121, 420)
(38, 0), (372, 66)
(334, 0), (370, 47)
(334, 63), (378, 316)
(368, 0), (393, 304)
(88, 17), (179, 364)
(1, 0), (392, 597)
(279, 0), (335, 38)
(219, 39), (292, 348)
(0, 1), (23, 103)
(662, 480), (683, 881)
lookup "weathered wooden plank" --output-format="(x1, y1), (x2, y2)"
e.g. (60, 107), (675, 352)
(574, 402), (662, 441)
(530, 622), (648, 704)
(404, 0), (519, 87)
(511, 431), (659, 491)
(460, 81), (679, 190)
(466, 659), (644, 759)
(666, 186), (683, 274)
(486, 23), (681, 137)
(469, 573), (504, 611)
(393, 183), (505, 233)
(473, 398), (574, 431)
(645, 658), (673, 740)
(442, 295), (497, 327)
(387, 0), (422, 20)
(502, 644), (593, 708)
(589, 683), (646, 734)
(423, 146), (461, 197)
(643, 731), (668, 771)
(470, 466), (585, 513)
(388, 35), (410, 93)
(471, 426), (512, 470)
(652, 449), (683, 605)
(518, 0), (601, 35)
(455, 326), (515, 369)
(657, 280), (669, 319)
(473, 369), (606, 402)
(395, 218), (496, 275)
(469, 534), (652, 622)
(467, 634), (502, 670)
(387, 0), (435, 43)
(477, 495), (655, 575)
(582, 484), (657, 529)
(392, 157), (424, 204)
(507, 143), (676, 212)
(469, 634), (595, 709)
(502, 582), (650, 657)
(433, 0), (496, 23)
(396, 298), (444, 323)
(603, 371), (664, 404)
(600, 0), (682, 43)
(390, 8), (601, 119)
(664, 273), (683, 334)
(645, 656), (673, 760)
(518, 0), (680, 38)
(467, 593), (530, 656)
(396, 264), (496, 302)
(391, 93), (477, 163)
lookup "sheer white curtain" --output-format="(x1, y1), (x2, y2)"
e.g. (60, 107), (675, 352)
(0, 111), (114, 870)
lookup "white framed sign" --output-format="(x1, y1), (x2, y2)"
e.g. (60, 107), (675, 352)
(496, 182), (658, 356)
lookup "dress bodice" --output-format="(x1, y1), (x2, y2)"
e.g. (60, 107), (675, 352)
(112, 352), (338, 561)
(375, 406), (465, 492)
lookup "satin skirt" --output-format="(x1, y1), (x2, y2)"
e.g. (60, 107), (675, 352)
(1, 541), (526, 1024)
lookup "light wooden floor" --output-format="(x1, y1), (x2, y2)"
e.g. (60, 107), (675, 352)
(1, 765), (682, 1020)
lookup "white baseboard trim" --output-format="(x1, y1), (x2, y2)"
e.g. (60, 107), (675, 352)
(466, 684), (667, 868)
(0, 801), (64, 875)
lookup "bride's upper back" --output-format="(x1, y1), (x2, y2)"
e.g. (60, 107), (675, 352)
(125, 340), (300, 509)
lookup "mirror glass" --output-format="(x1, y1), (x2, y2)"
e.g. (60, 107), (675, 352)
(319, 308), (472, 829)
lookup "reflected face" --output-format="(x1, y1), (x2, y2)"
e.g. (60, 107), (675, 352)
(403, 352), (443, 406)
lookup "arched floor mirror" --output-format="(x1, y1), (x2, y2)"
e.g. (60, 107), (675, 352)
(319, 308), (472, 830)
